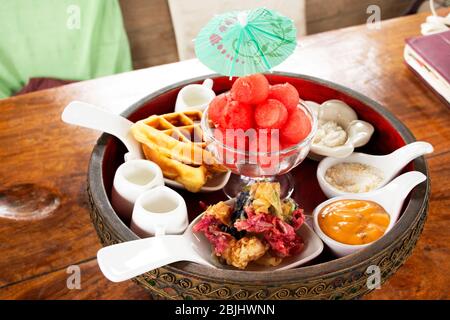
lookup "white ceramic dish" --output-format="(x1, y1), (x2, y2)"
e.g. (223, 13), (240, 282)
(317, 141), (433, 198)
(97, 198), (324, 282)
(313, 171), (426, 257)
(305, 100), (374, 160)
(62, 101), (231, 192)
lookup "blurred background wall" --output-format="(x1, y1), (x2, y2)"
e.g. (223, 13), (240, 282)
(119, 0), (416, 69)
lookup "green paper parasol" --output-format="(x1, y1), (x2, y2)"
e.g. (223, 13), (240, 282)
(195, 7), (297, 77)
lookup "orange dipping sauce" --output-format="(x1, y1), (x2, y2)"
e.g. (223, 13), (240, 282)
(318, 200), (390, 245)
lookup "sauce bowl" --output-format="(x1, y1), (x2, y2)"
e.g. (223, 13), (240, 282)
(313, 171), (426, 257)
(130, 186), (189, 237)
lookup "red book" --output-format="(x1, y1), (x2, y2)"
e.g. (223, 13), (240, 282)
(404, 30), (450, 105)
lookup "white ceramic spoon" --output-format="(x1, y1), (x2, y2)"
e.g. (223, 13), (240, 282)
(97, 199), (324, 282)
(61, 101), (143, 161)
(313, 171), (426, 257)
(317, 141), (433, 198)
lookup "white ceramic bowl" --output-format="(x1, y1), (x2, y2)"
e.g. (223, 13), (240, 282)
(130, 186), (188, 237)
(313, 171), (426, 257)
(111, 159), (164, 220)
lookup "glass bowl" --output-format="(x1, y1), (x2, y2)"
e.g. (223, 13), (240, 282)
(201, 101), (318, 198)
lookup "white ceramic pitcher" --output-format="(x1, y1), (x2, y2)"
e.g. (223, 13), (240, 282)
(175, 78), (215, 112)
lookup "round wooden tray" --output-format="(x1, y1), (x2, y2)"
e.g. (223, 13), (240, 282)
(87, 72), (430, 300)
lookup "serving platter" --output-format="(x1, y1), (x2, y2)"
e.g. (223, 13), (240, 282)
(87, 72), (430, 300)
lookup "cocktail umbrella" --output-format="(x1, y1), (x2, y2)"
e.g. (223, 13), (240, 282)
(195, 7), (297, 77)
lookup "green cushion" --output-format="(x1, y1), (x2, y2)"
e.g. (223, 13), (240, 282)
(0, 0), (132, 98)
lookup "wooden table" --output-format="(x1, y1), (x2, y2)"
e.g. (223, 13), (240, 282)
(0, 10), (449, 300)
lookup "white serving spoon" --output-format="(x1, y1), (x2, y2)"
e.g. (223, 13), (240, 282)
(61, 101), (143, 161)
(317, 141), (433, 198)
(97, 199), (324, 282)
(61, 101), (231, 192)
(313, 171), (426, 257)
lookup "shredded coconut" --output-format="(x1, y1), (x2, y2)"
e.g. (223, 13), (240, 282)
(325, 162), (384, 193)
(314, 121), (347, 147)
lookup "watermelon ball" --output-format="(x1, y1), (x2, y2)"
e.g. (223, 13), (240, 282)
(248, 129), (281, 153)
(268, 83), (300, 113)
(281, 108), (312, 145)
(220, 101), (254, 130)
(214, 127), (248, 166)
(214, 127), (237, 148)
(213, 127), (236, 165)
(215, 126), (250, 150)
(281, 141), (296, 150)
(254, 99), (288, 129)
(248, 129), (281, 170)
(230, 74), (269, 104)
(208, 93), (229, 126)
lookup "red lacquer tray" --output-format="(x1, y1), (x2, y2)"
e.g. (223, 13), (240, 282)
(87, 72), (430, 300)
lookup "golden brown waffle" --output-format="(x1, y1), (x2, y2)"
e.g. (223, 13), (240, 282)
(141, 110), (205, 148)
(131, 111), (227, 192)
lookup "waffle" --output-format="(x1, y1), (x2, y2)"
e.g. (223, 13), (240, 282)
(131, 111), (227, 192)
(140, 110), (205, 148)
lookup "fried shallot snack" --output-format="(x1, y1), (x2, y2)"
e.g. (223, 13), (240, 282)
(222, 236), (268, 270)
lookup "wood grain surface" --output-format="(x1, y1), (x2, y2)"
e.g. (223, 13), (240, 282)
(0, 10), (448, 299)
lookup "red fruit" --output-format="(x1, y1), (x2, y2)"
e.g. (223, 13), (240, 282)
(248, 129), (281, 171)
(248, 129), (281, 153)
(254, 99), (288, 129)
(230, 74), (269, 104)
(209, 93), (229, 125)
(214, 126), (250, 149)
(281, 108), (312, 145)
(214, 127), (235, 165)
(220, 101), (254, 130)
(214, 127), (236, 148)
(268, 83), (300, 112)
(214, 127), (249, 167)
(281, 141), (296, 150)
